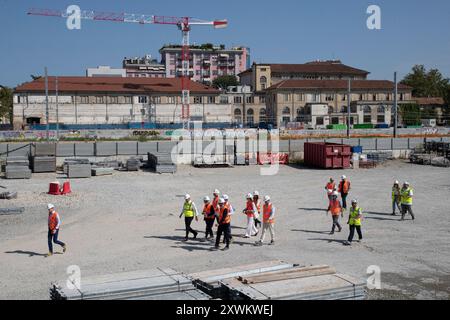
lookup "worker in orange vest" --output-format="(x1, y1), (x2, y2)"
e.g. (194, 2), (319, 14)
(212, 189), (220, 214)
(255, 196), (275, 246)
(215, 198), (231, 250)
(253, 191), (262, 228)
(325, 178), (336, 201)
(243, 193), (258, 238)
(327, 191), (343, 235)
(222, 195), (234, 243)
(46, 204), (67, 257)
(338, 175), (351, 211)
(202, 196), (215, 239)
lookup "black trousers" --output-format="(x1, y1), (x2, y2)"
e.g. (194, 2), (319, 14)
(184, 217), (197, 239)
(401, 204), (415, 220)
(341, 193), (348, 209)
(205, 219), (215, 238)
(215, 223), (231, 247)
(331, 215), (341, 233)
(348, 225), (362, 242)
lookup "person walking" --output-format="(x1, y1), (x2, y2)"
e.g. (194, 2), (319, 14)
(345, 199), (363, 245)
(202, 196), (215, 239)
(255, 196), (275, 246)
(212, 189), (220, 214)
(46, 204), (67, 257)
(325, 178), (336, 201)
(338, 175), (351, 211)
(215, 198), (231, 250)
(243, 193), (258, 238)
(223, 195), (234, 243)
(179, 194), (199, 241)
(400, 182), (415, 221)
(327, 191), (343, 235)
(253, 191), (262, 229)
(391, 180), (401, 216)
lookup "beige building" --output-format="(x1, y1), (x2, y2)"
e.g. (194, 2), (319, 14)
(264, 79), (413, 128)
(13, 77), (231, 129)
(239, 60), (370, 92)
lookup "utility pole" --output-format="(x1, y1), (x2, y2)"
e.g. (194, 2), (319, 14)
(347, 79), (351, 138)
(56, 76), (59, 141)
(45, 67), (49, 142)
(394, 72), (398, 138)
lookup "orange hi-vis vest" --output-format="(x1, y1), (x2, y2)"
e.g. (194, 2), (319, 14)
(245, 200), (255, 218)
(219, 206), (231, 225)
(48, 211), (59, 231)
(254, 199), (261, 214)
(212, 196), (219, 213)
(339, 180), (350, 194)
(203, 203), (215, 220)
(263, 203), (275, 224)
(329, 199), (342, 216)
(326, 182), (335, 194)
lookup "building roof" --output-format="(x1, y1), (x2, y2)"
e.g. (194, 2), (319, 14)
(253, 61), (370, 76)
(266, 79), (411, 91)
(414, 97), (445, 105)
(15, 77), (219, 94)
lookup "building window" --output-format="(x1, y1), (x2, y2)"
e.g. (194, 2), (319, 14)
(259, 108), (267, 123)
(400, 93), (405, 101)
(138, 96), (148, 104)
(377, 114), (385, 123)
(325, 94), (334, 102)
(80, 96), (89, 104)
(207, 96), (215, 104)
(220, 95), (228, 104)
(124, 96), (132, 104)
(359, 94), (364, 101)
(312, 93), (320, 102)
(296, 93), (304, 101)
(151, 96), (161, 104)
(234, 108), (242, 123)
(168, 96), (176, 104)
(194, 96), (202, 104)
(234, 96), (242, 104)
(342, 94), (347, 101)
(364, 115), (372, 123)
(246, 96), (254, 104)
(363, 105), (371, 113)
(316, 117), (324, 125)
(247, 108), (254, 125)
(260, 96), (266, 103)
(283, 93), (290, 102)
(377, 105), (385, 113)
(108, 96), (118, 104)
(331, 117), (339, 124)
(282, 107), (290, 115)
(373, 94), (377, 101)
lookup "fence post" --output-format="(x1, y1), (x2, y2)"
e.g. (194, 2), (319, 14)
(375, 138), (378, 151)
(407, 138), (410, 150)
(391, 138), (394, 150)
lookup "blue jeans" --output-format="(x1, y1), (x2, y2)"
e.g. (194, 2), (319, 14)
(48, 229), (65, 253)
(392, 198), (401, 214)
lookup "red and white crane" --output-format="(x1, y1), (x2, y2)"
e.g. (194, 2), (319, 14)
(27, 8), (228, 129)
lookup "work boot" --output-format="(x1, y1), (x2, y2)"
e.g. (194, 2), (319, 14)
(193, 232), (198, 239)
(329, 231), (334, 235)
(255, 240), (263, 246)
(46, 252), (53, 257)
(391, 212), (396, 216)
(338, 227), (342, 232)
(269, 240), (275, 245)
(63, 245), (67, 253)
(223, 246), (230, 251)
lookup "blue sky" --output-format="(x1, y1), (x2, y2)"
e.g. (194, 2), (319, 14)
(1, 0), (449, 87)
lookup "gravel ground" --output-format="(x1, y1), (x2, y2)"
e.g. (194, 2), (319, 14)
(0, 160), (449, 300)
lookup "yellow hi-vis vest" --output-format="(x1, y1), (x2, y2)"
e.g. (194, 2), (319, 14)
(401, 188), (413, 205)
(349, 207), (362, 226)
(183, 202), (195, 218)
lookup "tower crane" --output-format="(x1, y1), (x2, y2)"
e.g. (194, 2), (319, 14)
(27, 8), (228, 129)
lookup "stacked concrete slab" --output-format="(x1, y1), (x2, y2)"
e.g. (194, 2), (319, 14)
(91, 167), (114, 176)
(50, 268), (207, 300)
(5, 156), (31, 179)
(32, 144), (57, 173)
(126, 157), (142, 171)
(148, 153), (176, 173)
(64, 159), (91, 178)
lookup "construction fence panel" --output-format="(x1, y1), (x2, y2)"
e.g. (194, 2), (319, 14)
(0, 143), (8, 157)
(96, 142), (117, 157)
(158, 141), (178, 154)
(359, 139), (376, 151)
(56, 143), (75, 157)
(393, 138), (409, 150)
(289, 140), (305, 152)
(325, 138), (343, 145)
(7, 143), (32, 157)
(137, 142), (158, 155)
(342, 139), (360, 147)
(75, 143), (95, 157)
(409, 138), (424, 149)
(442, 137), (450, 143)
(278, 140), (290, 153)
(118, 142), (138, 155)
(376, 139), (393, 151)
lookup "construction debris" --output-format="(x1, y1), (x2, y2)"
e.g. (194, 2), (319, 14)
(0, 207), (25, 215)
(0, 191), (18, 200)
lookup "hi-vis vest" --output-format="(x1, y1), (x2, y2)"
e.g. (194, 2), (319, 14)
(212, 196), (219, 213)
(326, 182), (335, 195)
(48, 211), (59, 231)
(401, 188), (413, 205)
(339, 180), (350, 194)
(219, 206), (231, 225)
(263, 203), (274, 224)
(392, 187), (400, 201)
(183, 202), (195, 218)
(329, 199), (342, 216)
(349, 207), (362, 226)
(203, 203), (215, 220)
(245, 200), (255, 218)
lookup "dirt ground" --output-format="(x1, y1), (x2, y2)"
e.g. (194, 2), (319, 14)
(0, 160), (449, 300)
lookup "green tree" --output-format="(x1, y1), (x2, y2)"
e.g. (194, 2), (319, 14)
(0, 85), (13, 123)
(401, 65), (449, 98)
(399, 103), (421, 126)
(212, 75), (238, 90)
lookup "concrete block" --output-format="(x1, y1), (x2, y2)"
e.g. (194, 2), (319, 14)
(96, 142), (117, 156)
(56, 143), (75, 157)
(118, 142), (137, 155)
(75, 143), (95, 157)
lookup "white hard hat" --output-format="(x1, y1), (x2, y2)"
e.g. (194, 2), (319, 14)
(351, 199), (358, 204)
(332, 191), (339, 197)
(264, 195), (270, 202)
(404, 181), (409, 185)
(394, 180), (399, 185)
(246, 193), (253, 199)
(203, 196), (210, 202)
(213, 189), (220, 195)
(47, 204), (55, 210)
(341, 175), (347, 180)
(185, 194), (191, 200)
(253, 191), (259, 196)
(218, 198), (225, 204)
(223, 194), (229, 201)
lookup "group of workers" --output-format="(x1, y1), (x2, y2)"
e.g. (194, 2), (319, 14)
(179, 189), (275, 250)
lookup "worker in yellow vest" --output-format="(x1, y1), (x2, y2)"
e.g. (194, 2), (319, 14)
(255, 196), (275, 246)
(400, 182), (415, 221)
(345, 199), (363, 245)
(179, 194), (199, 241)
(391, 180), (401, 215)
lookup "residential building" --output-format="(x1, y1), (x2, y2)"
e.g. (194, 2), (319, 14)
(239, 60), (370, 92)
(13, 77), (230, 129)
(123, 55), (166, 78)
(264, 79), (413, 128)
(86, 66), (126, 78)
(160, 44), (250, 85)
(414, 97), (446, 125)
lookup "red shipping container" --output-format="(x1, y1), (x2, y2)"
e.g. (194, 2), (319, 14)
(304, 142), (351, 169)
